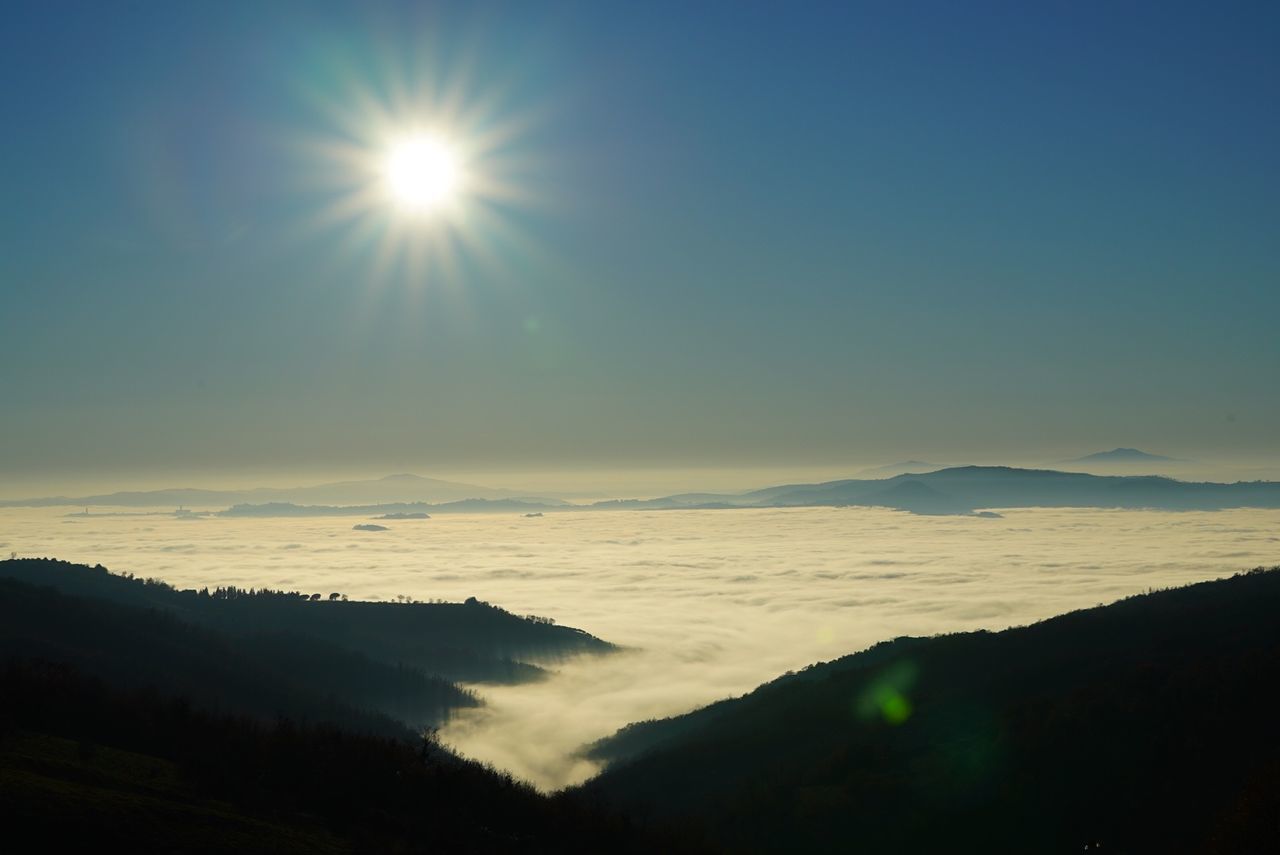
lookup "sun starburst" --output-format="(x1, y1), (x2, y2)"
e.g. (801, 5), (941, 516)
(288, 32), (552, 296)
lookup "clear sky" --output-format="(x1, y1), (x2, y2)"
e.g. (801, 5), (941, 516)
(3, 1), (1278, 488)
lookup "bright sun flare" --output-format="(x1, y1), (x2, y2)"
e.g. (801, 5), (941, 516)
(384, 136), (461, 212)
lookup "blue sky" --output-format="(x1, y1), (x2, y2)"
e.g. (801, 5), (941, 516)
(3, 1), (1278, 485)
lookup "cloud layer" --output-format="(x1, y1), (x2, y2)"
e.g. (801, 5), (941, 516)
(5, 505), (1278, 788)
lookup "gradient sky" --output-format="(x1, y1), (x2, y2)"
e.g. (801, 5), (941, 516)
(3, 1), (1278, 487)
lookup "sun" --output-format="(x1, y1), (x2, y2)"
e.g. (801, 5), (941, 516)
(384, 135), (462, 212)
(297, 42), (546, 287)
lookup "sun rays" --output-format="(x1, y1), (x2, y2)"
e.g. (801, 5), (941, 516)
(289, 30), (552, 295)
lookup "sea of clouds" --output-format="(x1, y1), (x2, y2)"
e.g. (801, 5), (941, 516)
(4, 505), (1278, 789)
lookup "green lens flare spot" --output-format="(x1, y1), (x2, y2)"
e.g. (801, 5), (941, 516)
(855, 660), (918, 725)
(880, 691), (912, 724)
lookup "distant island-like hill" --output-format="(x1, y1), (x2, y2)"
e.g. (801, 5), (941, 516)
(1067, 447), (1178, 463)
(725, 465), (1280, 515)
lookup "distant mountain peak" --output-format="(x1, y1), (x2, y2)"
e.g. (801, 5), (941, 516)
(863, 479), (974, 515)
(854, 460), (949, 478)
(1072, 448), (1175, 463)
(879, 460), (941, 472)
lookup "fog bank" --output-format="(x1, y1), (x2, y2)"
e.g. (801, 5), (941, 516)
(4, 505), (1277, 788)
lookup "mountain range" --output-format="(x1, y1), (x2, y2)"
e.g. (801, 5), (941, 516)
(612, 465), (1280, 516)
(8, 455), (1279, 518)
(0, 472), (562, 509)
(163, 466), (1280, 518)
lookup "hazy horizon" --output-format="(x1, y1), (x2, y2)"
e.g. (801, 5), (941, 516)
(6, 450), (1280, 506)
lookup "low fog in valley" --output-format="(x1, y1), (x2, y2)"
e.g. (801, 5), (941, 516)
(6, 503), (1277, 788)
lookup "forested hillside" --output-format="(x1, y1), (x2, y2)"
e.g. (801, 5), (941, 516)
(0, 661), (699, 853)
(584, 568), (1280, 853)
(0, 558), (692, 851)
(0, 558), (613, 684)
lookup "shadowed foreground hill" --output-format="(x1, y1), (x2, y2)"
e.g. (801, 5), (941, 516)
(0, 558), (613, 684)
(0, 578), (473, 735)
(0, 662), (698, 854)
(0, 559), (691, 851)
(583, 568), (1280, 853)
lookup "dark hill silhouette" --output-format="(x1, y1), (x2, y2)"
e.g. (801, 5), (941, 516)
(582, 567), (1280, 853)
(0, 560), (696, 851)
(0, 558), (615, 683)
(0, 661), (699, 853)
(0, 577), (471, 735)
